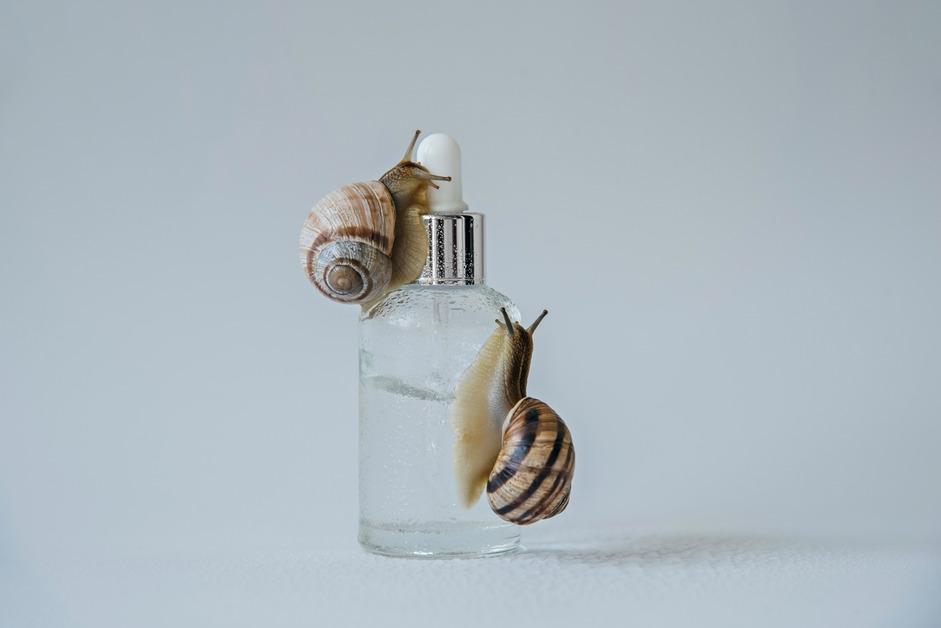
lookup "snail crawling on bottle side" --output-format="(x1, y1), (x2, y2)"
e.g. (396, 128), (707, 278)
(450, 308), (575, 524)
(299, 130), (450, 308)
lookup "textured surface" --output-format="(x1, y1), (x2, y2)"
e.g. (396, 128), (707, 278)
(3, 527), (939, 628)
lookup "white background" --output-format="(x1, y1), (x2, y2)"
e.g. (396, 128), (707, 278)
(2, 1), (940, 626)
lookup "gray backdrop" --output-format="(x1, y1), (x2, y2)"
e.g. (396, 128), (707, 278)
(2, 0), (940, 565)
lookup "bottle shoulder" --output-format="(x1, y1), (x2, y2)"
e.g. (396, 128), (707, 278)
(361, 283), (519, 325)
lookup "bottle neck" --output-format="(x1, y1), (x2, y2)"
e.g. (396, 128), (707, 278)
(416, 213), (484, 286)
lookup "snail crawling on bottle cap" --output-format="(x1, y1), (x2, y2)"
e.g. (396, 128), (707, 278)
(451, 308), (575, 524)
(299, 130), (450, 309)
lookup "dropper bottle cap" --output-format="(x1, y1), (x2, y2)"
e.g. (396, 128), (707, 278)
(417, 134), (469, 213)
(415, 133), (483, 285)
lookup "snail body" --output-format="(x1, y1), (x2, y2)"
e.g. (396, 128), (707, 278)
(299, 130), (450, 307)
(449, 308), (574, 524)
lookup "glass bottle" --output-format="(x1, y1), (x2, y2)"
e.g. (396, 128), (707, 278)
(358, 209), (521, 557)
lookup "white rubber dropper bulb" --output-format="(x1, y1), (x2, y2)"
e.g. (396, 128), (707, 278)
(416, 133), (468, 214)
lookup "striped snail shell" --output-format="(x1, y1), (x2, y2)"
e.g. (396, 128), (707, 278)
(299, 130), (450, 307)
(488, 397), (574, 524)
(450, 308), (575, 524)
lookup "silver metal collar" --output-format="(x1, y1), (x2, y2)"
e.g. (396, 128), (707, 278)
(417, 213), (484, 285)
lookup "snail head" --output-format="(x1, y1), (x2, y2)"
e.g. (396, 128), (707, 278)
(492, 307), (549, 409)
(495, 308), (549, 338)
(379, 129), (451, 209)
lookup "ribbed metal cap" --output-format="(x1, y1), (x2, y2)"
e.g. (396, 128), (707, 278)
(417, 212), (484, 285)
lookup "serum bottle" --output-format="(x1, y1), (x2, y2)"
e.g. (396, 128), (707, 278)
(357, 134), (521, 557)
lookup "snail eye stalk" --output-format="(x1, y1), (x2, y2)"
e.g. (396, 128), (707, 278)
(527, 309), (549, 334)
(500, 307), (515, 336)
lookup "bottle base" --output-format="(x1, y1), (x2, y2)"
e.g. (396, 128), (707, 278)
(359, 520), (520, 559)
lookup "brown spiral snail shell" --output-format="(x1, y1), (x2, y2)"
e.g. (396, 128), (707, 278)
(488, 397), (574, 523)
(299, 130), (450, 307)
(449, 308), (575, 524)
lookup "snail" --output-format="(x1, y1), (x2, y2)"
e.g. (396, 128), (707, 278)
(299, 130), (451, 307)
(449, 308), (575, 524)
